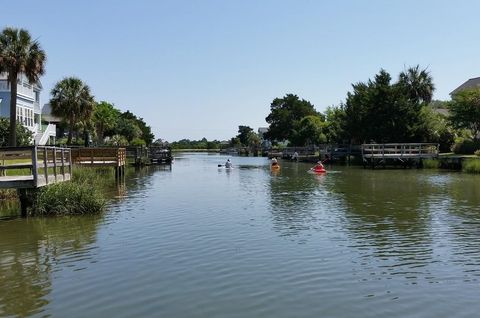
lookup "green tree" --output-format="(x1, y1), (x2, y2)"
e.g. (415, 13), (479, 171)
(398, 65), (435, 105)
(265, 94), (319, 142)
(343, 68), (434, 143)
(119, 111), (154, 145)
(290, 115), (326, 146)
(50, 77), (95, 145)
(448, 88), (480, 141)
(117, 117), (141, 143)
(237, 125), (254, 146)
(324, 105), (347, 143)
(0, 118), (32, 146)
(93, 101), (120, 144)
(0, 27), (46, 146)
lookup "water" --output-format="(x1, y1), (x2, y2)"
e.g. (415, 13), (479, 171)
(1, 153), (480, 317)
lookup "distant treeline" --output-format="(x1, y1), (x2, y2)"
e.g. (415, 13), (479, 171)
(169, 138), (223, 150)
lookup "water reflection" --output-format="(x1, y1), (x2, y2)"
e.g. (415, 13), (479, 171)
(267, 162), (325, 238)
(0, 215), (103, 317)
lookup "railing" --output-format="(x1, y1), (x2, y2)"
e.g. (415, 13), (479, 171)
(0, 146), (72, 188)
(71, 147), (126, 167)
(362, 143), (439, 158)
(37, 123), (56, 145)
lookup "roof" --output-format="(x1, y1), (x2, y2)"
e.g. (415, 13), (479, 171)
(450, 77), (480, 95)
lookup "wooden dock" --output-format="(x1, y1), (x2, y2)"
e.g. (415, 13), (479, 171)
(0, 146), (72, 189)
(362, 143), (439, 168)
(71, 147), (126, 176)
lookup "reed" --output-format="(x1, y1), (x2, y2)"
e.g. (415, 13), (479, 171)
(462, 158), (480, 174)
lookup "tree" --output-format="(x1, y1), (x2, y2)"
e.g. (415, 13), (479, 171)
(324, 105), (347, 143)
(0, 118), (32, 146)
(265, 94), (319, 142)
(93, 101), (120, 144)
(290, 115), (326, 146)
(237, 125), (254, 146)
(0, 27), (46, 146)
(343, 68), (434, 143)
(50, 77), (95, 144)
(448, 88), (480, 141)
(398, 65), (434, 105)
(118, 111), (154, 145)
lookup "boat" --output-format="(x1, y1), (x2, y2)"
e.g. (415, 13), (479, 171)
(309, 167), (326, 174)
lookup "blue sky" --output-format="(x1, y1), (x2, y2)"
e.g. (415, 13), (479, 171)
(3, 0), (480, 141)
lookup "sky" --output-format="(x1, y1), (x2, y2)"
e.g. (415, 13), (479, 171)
(2, 0), (480, 141)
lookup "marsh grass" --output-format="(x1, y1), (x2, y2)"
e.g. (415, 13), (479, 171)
(423, 159), (440, 169)
(462, 159), (480, 174)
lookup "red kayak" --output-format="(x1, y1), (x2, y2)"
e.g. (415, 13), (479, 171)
(313, 168), (326, 173)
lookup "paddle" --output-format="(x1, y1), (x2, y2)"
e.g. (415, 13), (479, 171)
(218, 164), (223, 167)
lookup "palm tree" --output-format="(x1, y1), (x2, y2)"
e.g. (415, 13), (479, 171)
(50, 77), (95, 145)
(0, 27), (46, 146)
(398, 65), (435, 105)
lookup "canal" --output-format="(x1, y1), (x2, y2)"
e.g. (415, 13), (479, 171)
(1, 153), (479, 317)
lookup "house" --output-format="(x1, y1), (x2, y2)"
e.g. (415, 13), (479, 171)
(450, 77), (480, 96)
(258, 127), (271, 149)
(0, 73), (55, 144)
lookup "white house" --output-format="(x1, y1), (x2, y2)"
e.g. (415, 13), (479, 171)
(0, 73), (56, 144)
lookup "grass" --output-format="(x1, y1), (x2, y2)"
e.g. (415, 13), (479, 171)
(462, 158), (480, 174)
(422, 159), (440, 169)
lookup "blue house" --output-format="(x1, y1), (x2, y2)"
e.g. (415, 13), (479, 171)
(0, 73), (56, 144)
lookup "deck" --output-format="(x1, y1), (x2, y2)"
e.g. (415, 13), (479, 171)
(362, 143), (439, 168)
(0, 146), (72, 189)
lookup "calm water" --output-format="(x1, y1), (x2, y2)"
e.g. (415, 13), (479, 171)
(1, 153), (480, 317)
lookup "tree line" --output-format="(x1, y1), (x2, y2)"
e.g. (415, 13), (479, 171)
(263, 66), (480, 154)
(0, 27), (154, 147)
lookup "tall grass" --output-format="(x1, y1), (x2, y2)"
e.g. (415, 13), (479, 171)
(34, 182), (106, 216)
(422, 159), (440, 169)
(462, 159), (480, 174)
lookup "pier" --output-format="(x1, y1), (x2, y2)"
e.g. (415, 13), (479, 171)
(0, 146), (72, 189)
(71, 147), (126, 176)
(362, 143), (439, 168)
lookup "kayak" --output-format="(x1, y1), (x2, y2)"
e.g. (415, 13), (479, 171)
(310, 167), (326, 174)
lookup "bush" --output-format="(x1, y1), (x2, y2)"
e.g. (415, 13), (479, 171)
(34, 182), (106, 216)
(463, 159), (480, 173)
(451, 138), (480, 154)
(0, 118), (33, 146)
(422, 159), (439, 169)
(475, 150), (480, 157)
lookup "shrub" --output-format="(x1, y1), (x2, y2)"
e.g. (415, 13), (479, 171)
(451, 138), (480, 154)
(34, 182), (106, 216)
(422, 159), (439, 169)
(462, 159), (480, 174)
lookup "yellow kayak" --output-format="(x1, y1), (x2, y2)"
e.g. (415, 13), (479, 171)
(271, 163), (280, 170)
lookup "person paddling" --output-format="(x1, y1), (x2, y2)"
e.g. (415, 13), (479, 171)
(271, 157), (278, 166)
(225, 159), (233, 168)
(314, 161), (324, 170)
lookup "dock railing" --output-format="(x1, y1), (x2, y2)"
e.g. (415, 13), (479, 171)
(71, 147), (126, 167)
(362, 143), (439, 159)
(0, 146), (72, 188)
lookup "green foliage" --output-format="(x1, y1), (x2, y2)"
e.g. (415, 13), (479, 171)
(343, 66), (434, 143)
(448, 88), (480, 140)
(170, 138), (222, 150)
(237, 125), (254, 146)
(0, 118), (32, 146)
(105, 134), (128, 146)
(475, 150), (480, 157)
(130, 137), (146, 146)
(422, 159), (440, 169)
(415, 106), (455, 152)
(93, 101), (120, 144)
(50, 77), (95, 144)
(34, 182), (106, 216)
(118, 111), (154, 146)
(265, 94), (320, 142)
(324, 106), (347, 143)
(451, 138), (480, 155)
(0, 27), (46, 146)
(462, 159), (480, 173)
(290, 115), (326, 146)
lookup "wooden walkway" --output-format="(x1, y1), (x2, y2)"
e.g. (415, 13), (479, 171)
(362, 143), (439, 168)
(0, 146), (72, 189)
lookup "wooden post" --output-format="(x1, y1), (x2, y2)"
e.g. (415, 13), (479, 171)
(68, 149), (72, 176)
(53, 148), (58, 182)
(91, 148), (94, 165)
(43, 147), (48, 185)
(32, 146), (38, 187)
(60, 148), (65, 179)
